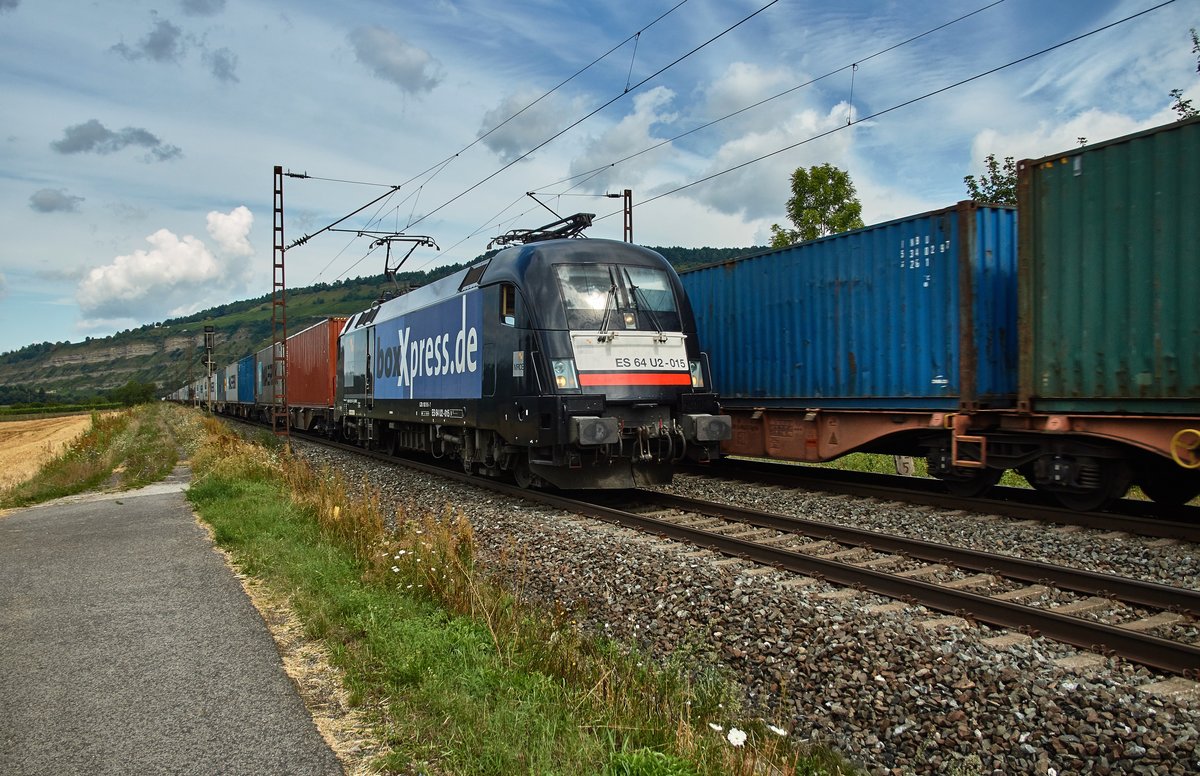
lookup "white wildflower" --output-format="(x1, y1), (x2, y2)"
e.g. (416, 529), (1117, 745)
(727, 728), (747, 747)
(391, 566), (399, 573)
(767, 724), (788, 737)
(708, 723), (723, 732)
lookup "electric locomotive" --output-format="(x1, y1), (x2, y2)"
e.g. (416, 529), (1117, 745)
(336, 237), (732, 488)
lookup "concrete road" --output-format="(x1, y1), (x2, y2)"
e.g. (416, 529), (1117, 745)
(0, 470), (344, 776)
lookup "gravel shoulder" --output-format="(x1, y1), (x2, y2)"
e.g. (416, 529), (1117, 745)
(296, 439), (1200, 775)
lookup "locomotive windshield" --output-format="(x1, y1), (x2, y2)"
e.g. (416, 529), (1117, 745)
(555, 264), (681, 332)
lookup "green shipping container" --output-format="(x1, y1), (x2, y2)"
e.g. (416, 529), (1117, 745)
(1018, 116), (1200, 414)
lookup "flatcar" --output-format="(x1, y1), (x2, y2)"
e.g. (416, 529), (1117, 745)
(680, 117), (1200, 510)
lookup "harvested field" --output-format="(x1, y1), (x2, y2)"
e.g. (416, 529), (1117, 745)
(0, 414), (94, 490)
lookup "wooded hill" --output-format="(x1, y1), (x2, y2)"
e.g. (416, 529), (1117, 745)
(0, 245), (762, 404)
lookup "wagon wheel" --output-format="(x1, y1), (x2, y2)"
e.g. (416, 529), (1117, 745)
(938, 467), (1002, 498)
(1053, 460), (1132, 512)
(1136, 469), (1200, 507)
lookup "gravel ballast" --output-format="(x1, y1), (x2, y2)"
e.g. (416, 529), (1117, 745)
(293, 442), (1200, 775)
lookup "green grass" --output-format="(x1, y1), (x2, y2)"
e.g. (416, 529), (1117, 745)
(770, 452), (1030, 489)
(187, 421), (858, 775)
(189, 475), (613, 774)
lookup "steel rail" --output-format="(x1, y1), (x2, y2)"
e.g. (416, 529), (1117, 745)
(685, 459), (1200, 542)
(287, 434), (1200, 676)
(575, 499), (1200, 677)
(635, 491), (1200, 616)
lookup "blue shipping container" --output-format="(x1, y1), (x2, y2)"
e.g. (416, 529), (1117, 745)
(237, 355), (255, 404)
(679, 201), (1017, 410)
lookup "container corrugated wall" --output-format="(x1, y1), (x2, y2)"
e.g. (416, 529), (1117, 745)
(679, 202), (1017, 409)
(1018, 117), (1200, 413)
(236, 356), (255, 403)
(254, 344), (278, 405)
(287, 317), (347, 407)
(217, 364), (232, 402)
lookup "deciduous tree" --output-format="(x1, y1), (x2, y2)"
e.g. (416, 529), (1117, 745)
(769, 163), (864, 248)
(1169, 27), (1199, 120)
(964, 154), (1016, 205)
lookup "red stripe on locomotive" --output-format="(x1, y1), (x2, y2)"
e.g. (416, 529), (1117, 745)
(578, 372), (692, 386)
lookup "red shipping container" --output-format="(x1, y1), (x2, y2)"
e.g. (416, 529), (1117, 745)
(286, 317), (347, 407)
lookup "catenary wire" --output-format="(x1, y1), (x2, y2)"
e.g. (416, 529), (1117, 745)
(287, 1), (690, 252)
(403, 0), (782, 232)
(529, 0), (1007, 197)
(432, 0), (1008, 269)
(592, 0), (1177, 222)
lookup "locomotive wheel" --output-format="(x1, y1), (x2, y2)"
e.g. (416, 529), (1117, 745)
(513, 454), (535, 489)
(938, 467), (1002, 498)
(1136, 469), (1200, 506)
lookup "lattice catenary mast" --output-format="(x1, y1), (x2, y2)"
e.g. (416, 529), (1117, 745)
(271, 166), (289, 441)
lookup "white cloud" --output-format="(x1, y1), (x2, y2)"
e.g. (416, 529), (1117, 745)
(206, 205), (253, 256)
(348, 26), (443, 94)
(478, 88), (588, 163)
(697, 61), (801, 136)
(566, 86), (679, 193)
(968, 106), (1176, 166)
(683, 102), (855, 221)
(76, 206), (254, 321)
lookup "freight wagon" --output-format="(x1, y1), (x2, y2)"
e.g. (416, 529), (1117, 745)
(681, 201), (1020, 497)
(683, 118), (1200, 509)
(286, 317), (346, 432)
(1004, 116), (1200, 507)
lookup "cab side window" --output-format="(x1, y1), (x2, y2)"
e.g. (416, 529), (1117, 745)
(500, 283), (517, 326)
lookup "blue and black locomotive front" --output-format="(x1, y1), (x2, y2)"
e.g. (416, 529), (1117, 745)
(336, 238), (730, 488)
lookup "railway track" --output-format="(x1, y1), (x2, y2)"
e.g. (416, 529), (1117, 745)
(254, 425), (1200, 677)
(684, 458), (1200, 543)
(591, 490), (1200, 677)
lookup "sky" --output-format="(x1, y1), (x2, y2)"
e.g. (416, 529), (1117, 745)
(0, 0), (1196, 355)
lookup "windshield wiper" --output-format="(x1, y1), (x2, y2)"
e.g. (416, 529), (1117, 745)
(623, 268), (666, 341)
(597, 267), (619, 342)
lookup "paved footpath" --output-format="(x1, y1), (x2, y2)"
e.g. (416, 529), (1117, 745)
(0, 469), (343, 776)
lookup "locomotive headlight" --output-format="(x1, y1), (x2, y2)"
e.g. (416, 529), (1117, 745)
(623, 312), (636, 328)
(689, 360), (705, 388)
(552, 358), (579, 390)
